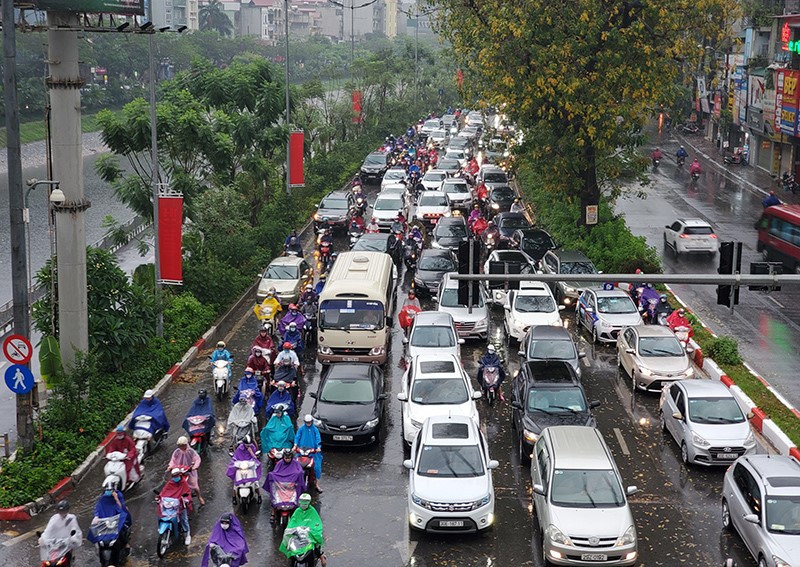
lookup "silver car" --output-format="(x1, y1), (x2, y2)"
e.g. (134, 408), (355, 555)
(403, 311), (464, 362)
(722, 454), (800, 567)
(659, 380), (756, 466)
(618, 326), (694, 392)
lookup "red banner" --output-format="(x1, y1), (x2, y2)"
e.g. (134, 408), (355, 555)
(457, 69), (464, 89)
(157, 196), (183, 284)
(289, 131), (305, 187)
(352, 90), (362, 123)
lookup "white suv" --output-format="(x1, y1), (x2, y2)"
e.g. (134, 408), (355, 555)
(397, 353), (481, 446)
(436, 272), (489, 340)
(663, 218), (719, 256)
(404, 415), (498, 533)
(503, 281), (564, 342)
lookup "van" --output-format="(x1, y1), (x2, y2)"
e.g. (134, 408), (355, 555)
(317, 252), (395, 364)
(531, 426), (638, 566)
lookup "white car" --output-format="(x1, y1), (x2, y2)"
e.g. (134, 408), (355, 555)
(381, 168), (408, 191)
(482, 249), (537, 305)
(414, 191), (450, 226)
(403, 311), (464, 361)
(444, 149), (468, 168)
(663, 218), (719, 256)
(503, 281), (564, 342)
(428, 129), (449, 149)
(441, 178), (472, 210)
(419, 118), (443, 138)
(436, 272), (489, 340)
(397, 353), (481, 446)
(371, 193), (408, 231)
(576, 287), (643, 343)
(404, 415), (498, 533)
(421, 170), (447, 192)
(465, 111), (483, 127)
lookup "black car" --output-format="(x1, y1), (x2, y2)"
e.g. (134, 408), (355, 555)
(431, 216), (468, 251)
(493, 212), (531, 247)
(519, 325), (585, 376)
(413, 249), (458, 296)
(360, 152), (390, 184)
(310, 363), (387, 446)
(314, 191), (354, 232)
(351, 233), (401, 266)
(488, 185), (516, 215)
(510, 228), (556, 263)
(510, 361), (599, 462)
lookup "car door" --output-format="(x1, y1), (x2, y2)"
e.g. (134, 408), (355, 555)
(401, 365), (414, 425)
(670, 388), (688, 445)
(578, 291), (596, 331)
(666, 221), (682, 247)
(729, 463), (762, 556)
(662, 384), (681, 443)
(531, 440), (551, 529)
(511, 368), (525, 432)
(619, 328), (635, 374)
(504, 290), (516, 333)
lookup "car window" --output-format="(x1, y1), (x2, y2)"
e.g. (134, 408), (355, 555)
(515, 295), (556, 313)
(560, 261), (596, 275)
(684, 226), (714, 235)
(687, 397), (745, 424)
(492, 187), (515, 200)
(544, 254), (557, 272)
(425, 172), (447, 181)
(352, 237), (387, 252)
(364, 154), (387, 165)
(419, 360), (456, 374)
(417, 444), (484, 478)
(766, 495), (800, 534)
(733, 463), (762, 515)
(410, 326), (456, 348)
(500, 216), (530, 229)
(523, 234), (555, 248)
(418, 255), (456, 271)
(670, 383), (681, 403)
(670, 222), (682, 232)
(675, 390), (686, 414)
(410, 378), (469, 405)
(483, 172), (508, 183)
(384, 170), (405, 180)
(319, 378), (375, 404)
(550, 469), (625, 508)
(623, 328), (635, 345)
(265, 265), (299, 279)
(596, 296), (637, 314)
(536, 443), (550, 490)
(638, 336), (684, 356)
(300, 261), (310, 273)
(528, 387), (587, 413)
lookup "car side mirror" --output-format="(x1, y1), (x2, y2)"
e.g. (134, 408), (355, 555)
(378, 393), (388, 400)
(665, 225), (671, 229)
(458, 338), (466, 345)
(672, 411), (683, 421)
(511, 401), (524, 410)
(403, 459), (414, 470)
(746, 411), (755, 420)
(503, 304), (511, 311)
(578, 352), (587, 359)
(402, 337), (409, 344)
(472, 390), (483, 399)
(626, 486), (639, 496)
(487, 459), (499, 470)
(743, 513), (760, 525)
(589, 400), (601, 409)
(532, 484), (546, 496)
(315, 204), (319, 208)
(558, 305), (566, 311)
(309, 392), (317, 399)
(397, 392), (408, 402)
(432, 296), (439, 303)
(626, 348), (635, 354)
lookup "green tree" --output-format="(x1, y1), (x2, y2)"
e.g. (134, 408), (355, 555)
(199, 0), (234, 37)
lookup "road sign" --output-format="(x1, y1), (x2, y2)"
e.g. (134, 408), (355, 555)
(4, 364), (35, 395)
(3, 334), (33, 365)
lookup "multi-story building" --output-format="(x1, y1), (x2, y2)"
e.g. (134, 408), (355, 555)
(151, 0), (199, 30)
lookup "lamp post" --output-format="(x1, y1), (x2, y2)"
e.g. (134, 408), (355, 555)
(23, 179), (63, 326)
(285, 0), (291, 195)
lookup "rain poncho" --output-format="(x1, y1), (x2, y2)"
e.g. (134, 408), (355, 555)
(226, 443), (262, 486)
(294, 424), (323, 480)
(105, 433), (141, 482)
(268, 459), (306, 506)
(159, 475), (192, 511)
(278, 310), (307, 336)
(265, 389), (295, 417)
(210, 348), (234, 363)
(182, 396), (216, 435)
(232, 376), (264, 414)
(261, 413), (295, 451)
(39, 512), (83, 561)
(88, 490), (131, 545)
(228, 400), (256, 428)
(169, 446), (202, 491)
(638, 286), (660, 309)
(201, 514), (249, 567)
(282, 328), (304, 351)
(130, 396), (169, 434)
(279, 505), (324, 558)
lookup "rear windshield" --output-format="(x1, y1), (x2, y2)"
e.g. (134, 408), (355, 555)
(560, 261), (595, 275)
(444, 182), (469, 194)
(425, 172), (447, 181)
(364, 154), (386, 165)
(684, 226), (714, 235)
(483, 172), (508, 183)
(410, 326), (456, 348)
(500, 216), (530, 229)
(435, 223), (467, 238)
(419, 194), (448, 207)
(492, 187), (514, 200)
(374, 197), (403, 210)
(419, 255), (456, 271)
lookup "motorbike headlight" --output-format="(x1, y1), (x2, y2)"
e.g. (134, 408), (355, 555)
(691, 430), (710, 448)
(547, 525), (573, 546)
(364, 418), (380, 430)
(616, 525), (636, 547)
(491, 203), (499, 210)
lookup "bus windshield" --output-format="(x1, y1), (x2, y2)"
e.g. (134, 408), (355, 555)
(319, 299), (385, 331)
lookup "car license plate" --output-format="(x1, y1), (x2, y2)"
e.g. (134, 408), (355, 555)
(439, 520), (464, 527)
(717, 453), (737, 460)
(430, 218), (438, 225)
(343, 357), (359, 362)
(581, 554), (607, 561)
(332, 435), (353, 442)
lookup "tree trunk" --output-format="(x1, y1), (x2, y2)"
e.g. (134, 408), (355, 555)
(578, 140), (600, 228)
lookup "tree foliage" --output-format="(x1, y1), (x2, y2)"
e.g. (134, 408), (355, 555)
(199, 0), (234, 37)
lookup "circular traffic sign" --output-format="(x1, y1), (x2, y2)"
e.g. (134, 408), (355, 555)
(4, 364), (35, 395)
(3, 334), (33, 366)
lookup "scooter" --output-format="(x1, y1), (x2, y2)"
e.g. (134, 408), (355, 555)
(130, 415), (166, 465)
(232, 459), (262, 515)
(672, 326), (694, 352)
(155, 494), (191, 558)
(208, 543), (238, 567)
(403, 242), (418, 271)
(481, 366), (501, 407)
(185, 415), (212, 455)
(348, 225), (364, 248)
(271, 480), (300, 530)
(652, 157), (661, 169)
(282, 526), (320, 567)
(103, 451), (134, 492)
(212, 360), (232, 401)
(39, 534), (77, 567)
(296, 448), (317, 490)
(723, 152), (746, 165)
(88, 514), (131, 567)
(677, 155), (685, 167)
(691, 170), (701, 181)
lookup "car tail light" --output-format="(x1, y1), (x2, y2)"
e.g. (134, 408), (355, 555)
(709, 234), (717, 238)
(679, 234), (690, 238)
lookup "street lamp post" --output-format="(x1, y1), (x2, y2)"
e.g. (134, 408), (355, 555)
(285, 0), (291, 195)
(23, 180), (63, 322)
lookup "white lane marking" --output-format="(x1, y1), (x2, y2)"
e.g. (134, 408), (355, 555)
(1, 529), (37, 547)
(767, 295), (786, 309)
(613, 427), (631, 456)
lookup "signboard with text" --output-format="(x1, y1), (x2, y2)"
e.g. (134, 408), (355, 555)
(778, 69), (800, 137)
(26, 0), (144, 15)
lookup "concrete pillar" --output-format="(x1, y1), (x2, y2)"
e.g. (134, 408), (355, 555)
(48, 12), (89, 367)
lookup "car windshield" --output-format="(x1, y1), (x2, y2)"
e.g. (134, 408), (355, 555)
(766, 495), (800, 534)
(375, 198), (402, 210)
(384, 170), (405, 180)
(319, 299), (385, 331)
(321, 198), (349, 210)
(492, 187), (514, 200)
(527, 387), (587, 413)
(436, 223), (467, 238)
(560, 261), (596, 275)
(515, 295), (556, 313)
(550, 469), (625, 508)
(527, 339), (576, 361)
(500, 217), (530, 229)
(410, 377), (469, 405)
(419, 255), (456, 271)
(637, 336), (684, 357)
(440, 287), (485, 308)
(424, 120), (440, 129)
(446, 151), (464, 159)
(596, 296), (637, 314)
(319, 378), (375, 404)
(684, 226), (714, 235)
(265, 265), (299, 280)
(484, 172), (508, 183)
(687, 397), (745, 424)
(352, 238), (386, 252)
(364, 154), (386, 165)
(425, 172), (446, 181)
(417, 444), (484, 478)
(410, 326), (456, 348)
(420, 195), (448, 207)
(431, 130), (447, 138)
(523, 235), (555, 249)
(449, 139), (468, 148)
(444, 183), (469, 194)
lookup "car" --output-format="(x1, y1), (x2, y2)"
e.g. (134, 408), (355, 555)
(659, 380), (756, 466)
(403, 311), (464, 361)
(465, 110), (483, 127)
(441, 113), (457, 129)
(482, 249), (537, 304)
(413, 248), (458, 296)
(493, 211), (531, 247)
(420, 170), (447, 192)
(431, 215), (469, 251)
(539, 249), (599, 306)
(618, 325), (694, 392)
(309, 363), (387, 446)
(427, 129), (449, 149)
(360, 151), (390, 184)
(436, 272), (489, 340)
(487, 185), (517, 215)
(503, 281), (563, 342)
(414, 191), (450, 226)
(397, 353), (481, 446)
(722, 454), (800, 567)
(371, 193), (409, 231)
(441, 178), (472, 211)
(478, 165), (508, 191)
(404, 415), (498, 534)
(314, 191), (354, 232)
(576, 287), (643, 343)
(663, 218), (719, 256)
(381, 167), (408, 190)
(256, 255), (314, 303)
(510, 228), (557, 263)
(458, 125), (481, 141)
(482, 137), (509, 162)
(511, 361), (599, 461)
(444, 149), (468, 168)
(447, 136), (473, 158)
(520, 325), (585, 377)
(419, 118), (443, 140)
(437, 158), (461, 177)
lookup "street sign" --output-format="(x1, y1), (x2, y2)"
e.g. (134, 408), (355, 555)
(3, 334), (33, 365)
(4, 364), (35, 395)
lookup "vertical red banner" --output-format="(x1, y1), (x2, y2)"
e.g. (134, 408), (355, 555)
(457, 69), (464, 89)
(289, 131), (305, 187)
(352, 90), (362, 123)
(157, 196), (183, 284)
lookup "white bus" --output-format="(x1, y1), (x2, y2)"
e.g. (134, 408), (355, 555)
(317, 252), (396, 365)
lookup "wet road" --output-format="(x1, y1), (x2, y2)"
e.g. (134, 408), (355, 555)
(616, 137), (800, 409)
(0, 227), (760, 567)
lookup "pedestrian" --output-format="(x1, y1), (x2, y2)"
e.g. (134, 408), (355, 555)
(169, 436), (205, 506)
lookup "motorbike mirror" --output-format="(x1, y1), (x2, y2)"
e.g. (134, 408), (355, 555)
(625, 348), (635, 354)
(590, 400), (601, 409)
(472, 390), (483, 399)
(431, 296), (439, 303)
(378, 393), (388, 400)
(584, 307), (594, 313)
(458, 338), (465, 345)
(672, 411), (683, 421)
(397, 392), (408, 402)
(402, 337), (409, 344)
(558, 305), (566, 311)
(518, 350), (525, 356)
(746, 411), (755, 420)
(487, 459), (500, 470)
(578, 351), (587, 359)
(402, 459), (414, 470)
(503, 304), (510, 311)
(309, 392), (317, 399)
(153, 489), (161, 496)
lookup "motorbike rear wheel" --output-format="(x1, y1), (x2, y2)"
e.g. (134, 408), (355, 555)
(157, 529), (171, 558)
(241, 495), (249, 516)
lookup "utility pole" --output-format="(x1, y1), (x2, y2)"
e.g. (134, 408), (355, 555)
(414, 8), (419, 105)
(4, 0), (35, 451)
(285, 0), (291, 194)
(148, 5), (163, 336)
(350, 0), (354, 64)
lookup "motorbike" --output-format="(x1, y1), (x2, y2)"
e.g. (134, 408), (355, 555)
(232, 459), (262, 515)
(657, 312), (669, 326)
(155, 494), (191, 558)
(212, 360), (232, 401)
(677, 155), (685, 167)
(282, 526), (320, 567)
(103, 451), (134, 492)
(186, 415), (212, 455)
(130, 415), (166, 465)
(481, 366), (501, 407)
(208, 543), (238, 567)
(652, 157), (661, 169)
(296, 448), (317, 489)
(680, 122), (700, 135)
(316, 233), (333, 272)
(228, 407), (259, 456)
(255, 303), (278, 336)
(39, 534), (77, 567)
(354, 196), (368, 217)
(690, 170), (701, 181)
(301, 306), (317, 347)
(254, 365), (272, 397)
(640, 299), (657, 325)
(348, 224), (364, 249)
(267, 447), (286, 472)
(88, 514), (130, 567)
(782, 172), (800, 194)
(672, 325), (694, 352)
(403, 241), (418, 271)
(724, 152), (746, 165)
(271, 480), (300, 531)
(482, 231), (497, 254)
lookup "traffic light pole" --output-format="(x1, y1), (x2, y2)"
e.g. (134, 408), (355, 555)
(450, 273), (800, 286)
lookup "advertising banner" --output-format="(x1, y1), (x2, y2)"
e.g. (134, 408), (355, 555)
(778, 69), (800, 137)
(289, 131), (305, 187)
(157, 195), (183, 284)
(763, 86), (777, 139)
(714, 92), (721, 119)
(28, 0), (145, 15)
(749, 74), (765, 110)
(352, 90), (362, 123)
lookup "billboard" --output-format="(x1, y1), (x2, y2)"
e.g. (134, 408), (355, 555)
(27, 0), (145, 15)
(777, 69), (800, 137)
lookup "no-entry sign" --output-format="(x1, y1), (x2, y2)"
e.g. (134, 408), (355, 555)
(3, 334), (33, 366)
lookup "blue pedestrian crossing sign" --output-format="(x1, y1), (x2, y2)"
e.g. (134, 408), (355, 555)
(4, 364), (35, 395)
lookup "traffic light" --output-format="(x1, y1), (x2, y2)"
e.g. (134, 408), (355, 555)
(716, 241), (741, 306)
(749, 262), (783, 292)
(457, 240), (481, 306)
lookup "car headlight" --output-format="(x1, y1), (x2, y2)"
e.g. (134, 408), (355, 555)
(471, 495), (491, 509)
(639, 367), (653, 377)
(772, 555), (792, 567)
(744, 429), (756, 447)
(364, 418), (379, 430)
(318, 345), (333, 355)
(314, 213), (321, 221)
(411, 494), (432, 510)
(523, 429), (539, 443)
(691, 430), (710, 448)
(547, 525), (573, 546)
(681, 367), (694, 377)
(616, 525), (636, 547)
(369, 346), (385, 356)
(410, 418), (423, 429)
(313, 417), (323, 427)
(475, 318), (488, 329)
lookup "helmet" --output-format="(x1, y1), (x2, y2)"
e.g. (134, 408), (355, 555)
(487, 220), (495, 226)
(259, 326), (268, 333)
(487, 344), (496, 353)
(277, 380), (287, 388)
(513, 197), (520, 203)
(659, 294), (667, 300)
(253, 348), (262, 356)
(320, 273), (327, 280)
(283, 342), (292, 350)
(170, 467), (183, 476)
(678, 308), (686, 314)
(282, 449), (294, 459)
(299, 493), (312, 504)
(177, 436), (189, 446)
(115, 425), (125, 433)
(217, 341), (226, 348)
(56, 500), (70, 511)
(220, 513), (232, 524)
(288, 303), (297, 310)
(244, 435), (252, 444)
(266, 289), (274, 297)
(289, 322), (297, 330)
(680, 145), (684, 149)
(408, 290), (416, 297)
(198, 389), (208, 399)
(304, 414), (313, 423)
(306, 284), (313, 290)
(770, 190), (776, 195)
(274, 403), (288, 415)
(269, 286), (277, 294)
(143, 389), (155, 399)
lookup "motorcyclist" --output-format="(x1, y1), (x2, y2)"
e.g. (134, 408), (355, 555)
(273, 342), (301, 387)
(468, 203), (483, 227)
(210, 341), (234, 380)
(232, 367), (264, 415)
(265, 380), (296, 418)
(130, 389), (170, 436)
(159, 468), (193, 545)
(666, 308), (694, 338)
(246, 347), (271, 388)
(168, 436), (205, 506)
(252, 324), (276, 354)
(201, 513), (249, 567)
(402, 290), (421, 310)
(294, 415), (323, 492)
(267, 450), (306, 524)
(254, 289), (282, 329)
(278, 303), (307, 336)
(762, 190), (782, 208)
(299, 284), (317, 307)
(365, 217), (381, 234)
(39, 500), (83, 564)
(285, 236), (303, 257)
(406, 126), (416, 139)
(408, 224), (424, 249)
(226, 436), (262, 504)
(653, 294), (673, 324)
(481, 220), (501, 249)
(475, 182), (489, 203)
(690, 158), (702, 176)
(280, 493), (327, 566)
(182, 390), (216, 453)
(284, 229), (299, 248)
(105, 425), (141, 486)
(313, 273), (327, 295)
(510, 198), (525, 213)
(261, 403), (295, 455)
(466, 157), (480, 177)
(637, 283), (660, 311)
(88, 484), (132, 557)
(651, 147), (663, 164)
(349, 213), (366, 234)
(676, 146), (688, 164)
(395, 212), (408, 232)
(477, 344), (506, 399)
(283, 322), (304, 353)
